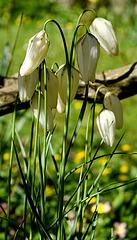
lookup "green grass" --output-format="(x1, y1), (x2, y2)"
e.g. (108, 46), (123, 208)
(0, 1), (137, 240)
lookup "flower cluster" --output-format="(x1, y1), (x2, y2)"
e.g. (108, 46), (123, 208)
(18, 16), (120, 133)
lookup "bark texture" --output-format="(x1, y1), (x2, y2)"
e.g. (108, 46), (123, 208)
(0, 62), (137, 116)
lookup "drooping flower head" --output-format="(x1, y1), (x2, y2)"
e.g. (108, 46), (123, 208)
(97, 109), (116, 146)
(56, 64), (79, 106)
(41, 68), (58, 109)
(104, 92), (123, 129)
(20, 30), (50, 76)
(18, 68), (39, 102)
(76, 32), (100, 84)
(90, 17), (118, 56)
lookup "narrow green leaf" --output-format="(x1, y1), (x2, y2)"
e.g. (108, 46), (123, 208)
(13, 140), (53, 240)
(65, 84), (89, 164)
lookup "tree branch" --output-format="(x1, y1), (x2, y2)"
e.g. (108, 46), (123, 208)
(76, 62), (137, 103)
(0, 62), (137, 116)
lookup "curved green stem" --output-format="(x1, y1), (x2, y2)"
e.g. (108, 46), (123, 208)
(94, 85), (109, 102)
(44, 19), (70, 239)
(70, 24), (87, 66)
(76, 9), (97, 27)
(44, 19), (69, 65)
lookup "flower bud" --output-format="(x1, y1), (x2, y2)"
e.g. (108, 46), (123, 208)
(56, 64), (79, 105)
(20, 30), (50, 76)
(18, 68), (39, 102)
(76, 32), (100, 84)
(30, 92), (54, 131)
(41, 68), (58, 109)
(97, 109), (116, 147)
(90, 17), (118, 56)
(104, 92), (123, 129)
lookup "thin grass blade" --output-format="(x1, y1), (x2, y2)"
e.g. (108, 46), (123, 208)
(13, 139), (53, 240)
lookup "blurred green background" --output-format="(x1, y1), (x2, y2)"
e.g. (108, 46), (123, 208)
(0, 0), (137, 239)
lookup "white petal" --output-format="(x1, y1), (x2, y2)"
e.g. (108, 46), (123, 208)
(104, 92), (123, 129)
(97, 109), (116, 146)
(41, 68), (58, 109)
(56, 65), (79, 105)
(90, 17), (118, 56)
(18, 68), (39, 102)
(76, 33), (100, 83)
(20, 30), (50, 76)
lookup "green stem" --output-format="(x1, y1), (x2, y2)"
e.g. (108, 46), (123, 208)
(70, 24), (85, 67)
(57, 62), (71, 239)
(44, 19), (70, 239)
(76, 9), (97, 27)
(32, 67), (41, 200)
(28, 115), (34, 240)
(43, 62), (47, 185)
(83, 104), (93, 200)
(89, 103), (95, 160)
(41, 61), (47, 236)
(65, 84), (89, 164)
(94, 85), (109, 102)
(44, 19), (69, 64)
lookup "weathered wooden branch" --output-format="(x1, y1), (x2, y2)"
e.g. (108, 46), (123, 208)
(0, 62), (137, 116)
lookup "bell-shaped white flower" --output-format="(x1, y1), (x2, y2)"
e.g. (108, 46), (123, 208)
(90, 17), (118, 56)
(97, 109), (116, 147)
(20, 30), (50, 76)
(76, 32), (100, 84)
(104, 92), (123, 129)
(56, 64), (79, 105)
(30, 92), (55, 131)
(41, 68), (58, 109)
(18, 68), (39, 102)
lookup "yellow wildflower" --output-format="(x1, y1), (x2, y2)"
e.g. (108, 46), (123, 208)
(3, 152), (10, 161)
(91, 202), (111, 214)
(102, 168), (112, 176)
(12, 166), (18, 174)
(117, 175), (128, 181)
(75, 167), (82, 174)
(86, 197), (96, 205)
(98, 156), (107, 165)
(121, 144), (132, 152)
(120, 164), (129, 173)
(74, 151), (85, 163)
(46, 185), (54, 197)
(54, 153), (60, 161)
